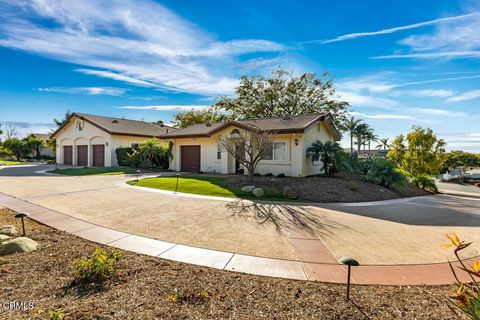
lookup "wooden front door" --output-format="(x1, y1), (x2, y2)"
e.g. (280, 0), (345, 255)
(180, 146), (201, 172)
(77, 145), (88, 166)
(63, 146), (72, 165)
(92, 145), (105, 167)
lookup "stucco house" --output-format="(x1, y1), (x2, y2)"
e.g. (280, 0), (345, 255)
(50, 113), (173, 167)
(163, 113), (341, 177)
(51, 112), (341, 177)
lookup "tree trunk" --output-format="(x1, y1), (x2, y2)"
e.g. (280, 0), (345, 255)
(248, 167), (255, 182)
(350, 131), (354, 157)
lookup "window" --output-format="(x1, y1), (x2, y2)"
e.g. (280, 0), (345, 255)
(217, 145), (222, 160)
(263, 142), (287, 161)
(76, 121), (83, 131)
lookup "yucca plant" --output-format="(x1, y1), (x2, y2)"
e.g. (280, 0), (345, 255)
(444, 233), (480, 319)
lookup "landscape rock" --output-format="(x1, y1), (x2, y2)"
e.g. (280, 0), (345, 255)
(241, 185), (256, 193)
(252, 188), (265, 197)
(283, 187), (299, 199)
(0, 237), (38, 255)
(0, 234), (11, 241)
(0, 226), (17, 236)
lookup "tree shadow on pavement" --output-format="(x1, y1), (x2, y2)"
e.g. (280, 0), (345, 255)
(226, 199), (350, 237)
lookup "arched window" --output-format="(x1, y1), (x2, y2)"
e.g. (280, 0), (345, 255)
(76, 121), (83, 131)
(230, 129), (240, 137)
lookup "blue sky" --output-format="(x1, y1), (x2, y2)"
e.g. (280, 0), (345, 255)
(0, 0), (479, 151)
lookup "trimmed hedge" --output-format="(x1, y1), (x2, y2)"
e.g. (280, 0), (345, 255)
(116, 147), (134, 166)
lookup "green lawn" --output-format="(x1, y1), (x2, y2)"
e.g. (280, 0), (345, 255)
(50, 167), (138, 176)
(0, 159), (24, 166)
(127, 176), (290, 201)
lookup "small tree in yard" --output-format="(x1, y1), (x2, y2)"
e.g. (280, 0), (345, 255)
(443, 151), (480, 183)
(218, 128), (277, 181)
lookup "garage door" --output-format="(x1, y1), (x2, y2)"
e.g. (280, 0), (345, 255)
(77, 145), (88, 166)
(92, 145), (105, 167)
(181, 145), (200, 172)
(63, 146), (73, 165)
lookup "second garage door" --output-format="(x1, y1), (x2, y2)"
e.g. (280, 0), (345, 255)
(77, 145), (88, 166)
(181, 145), (200, 172)
(92, 145), (105, 167)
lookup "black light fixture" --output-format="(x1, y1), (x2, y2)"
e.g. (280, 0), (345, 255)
(175, 173), (181, 193)
(136, 169), (141, 181)
(14, 212), (30, 237)
(340, 256), (360, 301)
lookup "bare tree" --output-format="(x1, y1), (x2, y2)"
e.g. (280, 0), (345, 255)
(218, 127), (277, 182)
(4, 125), (17, 139)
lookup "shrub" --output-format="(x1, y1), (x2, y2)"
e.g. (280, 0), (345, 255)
(277, 173), (286, 178)
(73, 248), (123, 284)
(364, 158), (405, 188)
(411, 174), (438, 193)
(265, 173), (274, 177)
(34, 308), (64, 320)
(346, 180), (359, 191)
(115, 147), (134, 166)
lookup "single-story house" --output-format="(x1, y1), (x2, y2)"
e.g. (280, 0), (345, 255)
(50, 113), (173, 167)
(163, 113), (341, 177)
(51, 112), (341, 177)
(29, 133), (55, 158)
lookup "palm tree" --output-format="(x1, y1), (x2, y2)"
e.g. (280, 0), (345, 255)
(343, 116), (363, 157)
(307, 140), (345, 176)
(364, 127), (377, 153)
(26, 136), (44, 159)
(353, 123), (369, 154)
(376, 138), (390, 150)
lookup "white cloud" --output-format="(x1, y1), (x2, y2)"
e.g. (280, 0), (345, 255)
(339, 91), (401, 109)
(411, 108), (467, 117)
(438, 132), (480, 152)
(117, 105), (208, 112)
(304, 12), (480, 44)
(446, 90), (480, 103)
(372, 51), (480, 59)
(350, 111), (414, 120)
(401, 89), (455, 97)
(0, 121), (56, 138)
(375, 10), (480, 60)
(37, 86), (126, 96)
(0, 0), (286, 96)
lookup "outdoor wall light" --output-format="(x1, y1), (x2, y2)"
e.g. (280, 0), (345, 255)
(340, 256), (360, 301)
(14, 212), (30, 237)
(105, 142), (109, 146)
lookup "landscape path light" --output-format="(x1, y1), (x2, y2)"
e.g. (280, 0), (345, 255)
(340, 256), (360, 301)
(175, 173), (181, 193)
(14, 212), (30, 237)
(136, 169), (141, 181)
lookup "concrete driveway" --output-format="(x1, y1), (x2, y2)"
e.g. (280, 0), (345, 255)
(1, 164), (479, 265)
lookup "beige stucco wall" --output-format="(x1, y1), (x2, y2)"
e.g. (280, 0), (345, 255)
(54, 115), (112, 166)
(170, 136), (223, 173)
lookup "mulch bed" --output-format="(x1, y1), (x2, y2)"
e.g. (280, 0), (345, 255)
(221, 175), (428, 203)
(0, 208), (461, 319)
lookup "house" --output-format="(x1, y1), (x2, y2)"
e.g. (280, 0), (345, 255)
(29, 133), (55, 158)
(163, 113), (341, 177)
(50, 113), (173, 167)
(51, 112), (341, 177)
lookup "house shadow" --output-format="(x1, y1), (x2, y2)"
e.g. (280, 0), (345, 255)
(226, 199), (350, 237)
(314, 195), (480, 227)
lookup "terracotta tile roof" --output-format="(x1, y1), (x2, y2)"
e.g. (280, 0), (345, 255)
(163, 113), (339, 139)
(51, 112), (175, 138)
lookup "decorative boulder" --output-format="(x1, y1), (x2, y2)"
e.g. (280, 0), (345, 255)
(0, 235), (11, 241)
(283, 187), (299, 199)
(252, 188), (265, 197)
(0, 237), (38, 255)
(0, 226), (17, 237)
(241, 185), (256, 193)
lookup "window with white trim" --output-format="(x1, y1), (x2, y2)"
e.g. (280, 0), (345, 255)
(217, 144), (222, 160)
(263, 141), (287, 161)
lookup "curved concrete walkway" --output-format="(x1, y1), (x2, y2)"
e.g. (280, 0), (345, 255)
(1, 164), (480, 285)
(0, 191), (477, 285)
